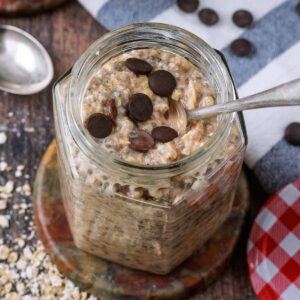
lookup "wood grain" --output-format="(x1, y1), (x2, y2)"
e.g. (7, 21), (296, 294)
(0, 0), (71, 15)
(0, 2), (263, 299)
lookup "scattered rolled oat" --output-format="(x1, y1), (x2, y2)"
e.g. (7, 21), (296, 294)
(0, 161), (99, 299)
(16, 186), (22, 193)
(15, 170), (22, 178)
(22, 183), (31, 196)
(0, 241), (100, 299)
(15, 238), (25, 248)
(24, 127), (35, 133)
(16, 282), (26, 294)
(16, 258), (27, 270)
(0, 245), (10, 260)
(7, 252), (18, 263)
(0, 132), (7, 144)
(0, 215), (9, 228)
(50, 275), (63, 287)
(17, 165), (25, 171)
(0, 161), (8, 171)
(0, 200), (7, 210)
(0, 180), (14, 194)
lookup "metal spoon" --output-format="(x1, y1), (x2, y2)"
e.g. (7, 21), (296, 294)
(168, 78), (300, 134)
(0, 25), (53, 95)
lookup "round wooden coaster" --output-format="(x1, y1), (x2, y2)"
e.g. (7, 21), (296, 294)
(33, 141), (250, 300)
(0, 0), (70, 16)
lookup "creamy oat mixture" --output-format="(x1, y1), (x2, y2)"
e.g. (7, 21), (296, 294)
(57, 48), (242, 203)
(82, 49), (217, 165)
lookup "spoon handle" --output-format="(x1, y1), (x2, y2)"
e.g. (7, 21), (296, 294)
(188, 78), (300, 120)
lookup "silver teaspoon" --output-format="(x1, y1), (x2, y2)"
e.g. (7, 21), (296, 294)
(0, 25), (53, 95)
(168, 78), (300, 134)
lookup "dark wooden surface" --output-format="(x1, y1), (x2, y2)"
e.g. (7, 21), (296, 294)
(0, 2), (267, 299)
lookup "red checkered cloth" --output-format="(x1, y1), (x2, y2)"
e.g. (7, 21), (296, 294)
(248, 179), (300, 300)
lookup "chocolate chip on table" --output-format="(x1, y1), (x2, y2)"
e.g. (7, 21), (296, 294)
(129, 130), (155, 152)
(284, 122), (300, 145)
(105, 99), (118, 120)
(230, 38), (253, 57)
(125, 58), (153, 75)
(198, 8), (219, 26)
(86, 113), (113, 139)
(128, 93), (153, 122)
(296, 3), (300, 15)
(232, 10), (253, 28)
(152, 126), (178, 143)
(148, 70), (177, 97)
(177, 0), (199, 13)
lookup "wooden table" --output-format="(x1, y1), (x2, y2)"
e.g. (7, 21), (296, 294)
(0, 2), (267, 299)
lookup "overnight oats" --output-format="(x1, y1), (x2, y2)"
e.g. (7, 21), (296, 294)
(53, 24), (246, 274)
(83, 49), (219, 164)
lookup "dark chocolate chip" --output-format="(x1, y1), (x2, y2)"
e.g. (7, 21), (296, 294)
(198, 8), (219, 26)
(296, 3), (300, 15)
(232, 10), (253, 28)
(125, 58), (153, 75)
(105, 99), (118, 120)
(177, 0), (199, 13)
(128, 93), (153, 122)
(86, 113), (113, 139)
(152, 126), (178, 143)
(129, 130), (155, 152)
(284, 122), (300, 145)
(148, 70), (177, 97)
(230, 38), (253, 57)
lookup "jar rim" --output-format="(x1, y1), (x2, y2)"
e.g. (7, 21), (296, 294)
(66, 23), (236, 178)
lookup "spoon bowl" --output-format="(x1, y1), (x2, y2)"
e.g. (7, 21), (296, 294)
(167, 98), (187, 136)
(0, 25), (53, 95)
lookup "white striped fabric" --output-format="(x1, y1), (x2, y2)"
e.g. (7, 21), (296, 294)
(78, 0), (300, 194)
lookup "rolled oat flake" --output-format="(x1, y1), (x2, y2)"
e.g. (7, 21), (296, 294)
(284, 122), (300, 145)
(148, 70), (177, 97)
(86, 113), (113, 139)
(125, 58), (153, 75)
(128, 93), (153, 122)
(152, 126), (178, 143)
(177, 0), (199, 13)
(230, 38), (253, 57)
(129, 130), (155, 152)
(105, 99), (118, 120)
(232, 10), (253, 28)
(198, 8), (219, 26)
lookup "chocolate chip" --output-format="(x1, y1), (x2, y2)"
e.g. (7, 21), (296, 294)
(104, 99), (118, 120)
(232, 10), (253, 28)
(284, 122), (300, 145)
(152, 126), (178, 143)
(177, 0), (199, 13)
(296, 3), (300, 15)
(230, 38), (253, 57)
(198, 8), (219, 26)
(86, 113), (113, 139)
(125, 58), (153, 75)
(128, 93), (153, 122)
(148, 70), (177, 97)
(129, 130), (155, 152)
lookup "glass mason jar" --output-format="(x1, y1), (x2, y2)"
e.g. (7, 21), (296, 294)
(53, 23), (247, 275)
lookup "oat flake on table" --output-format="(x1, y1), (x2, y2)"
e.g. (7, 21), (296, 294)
(0, 163), (99, 299)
